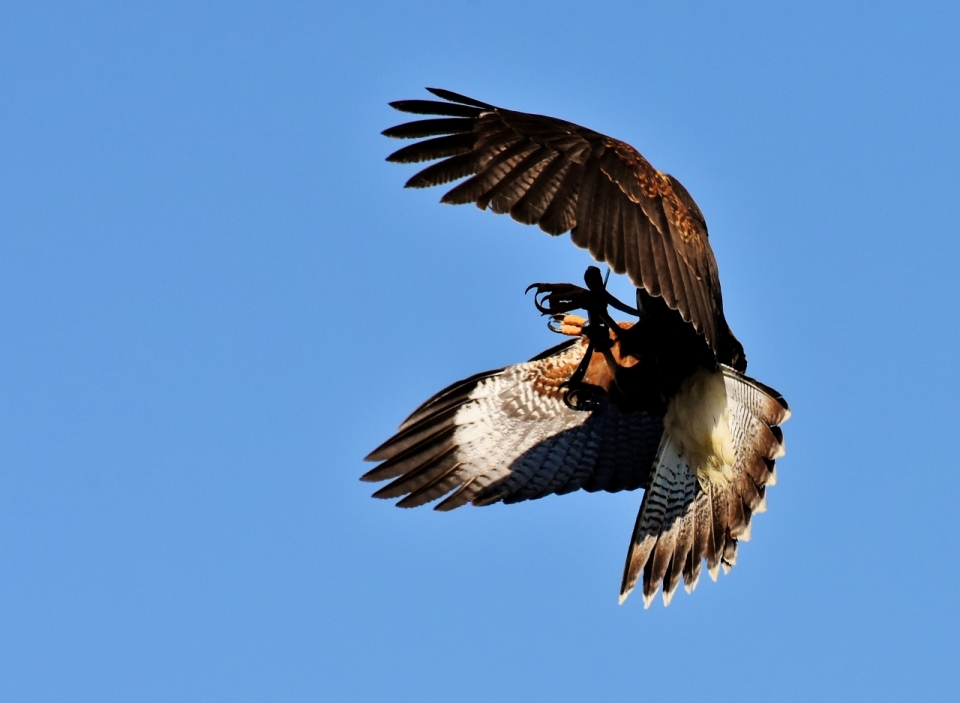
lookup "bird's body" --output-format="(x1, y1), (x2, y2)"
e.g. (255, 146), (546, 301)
(364, 89), (789, 606)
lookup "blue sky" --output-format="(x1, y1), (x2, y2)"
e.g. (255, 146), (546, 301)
(2, 2), (959, 701)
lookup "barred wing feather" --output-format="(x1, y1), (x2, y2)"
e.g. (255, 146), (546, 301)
(363, 339), (663, 511)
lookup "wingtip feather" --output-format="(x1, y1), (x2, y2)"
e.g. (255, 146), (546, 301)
(425, 87), (493, 109)
(662, 586), (677, 607)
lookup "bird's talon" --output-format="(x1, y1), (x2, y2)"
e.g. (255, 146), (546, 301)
(562, 385), (602, 411)
(527, 282), (592, 316)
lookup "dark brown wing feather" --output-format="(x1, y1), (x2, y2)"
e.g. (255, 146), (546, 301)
(384, 88), (736, 365)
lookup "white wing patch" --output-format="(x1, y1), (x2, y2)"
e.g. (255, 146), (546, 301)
(363, 340), (664, 510)
(447, 365), (592, 501)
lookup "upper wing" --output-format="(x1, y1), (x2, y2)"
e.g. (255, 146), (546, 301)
(362, 338), (663, 510)
(384, 88), (727, 359)
(620, 367), (790, 607)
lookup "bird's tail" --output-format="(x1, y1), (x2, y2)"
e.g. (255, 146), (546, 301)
(619, 366), (789, 607)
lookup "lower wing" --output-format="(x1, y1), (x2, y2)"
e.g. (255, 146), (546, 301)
(362, 339), (663, 510)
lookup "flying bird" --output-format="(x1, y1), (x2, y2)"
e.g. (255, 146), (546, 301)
(363, 88), (789, 607)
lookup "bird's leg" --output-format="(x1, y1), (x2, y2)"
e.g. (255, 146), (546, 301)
(556, 269), (617, 409)
(524, 280), (604, 410)
(526, 269), (639, 411)
(558, 271), (619, 410)
(580, 266), (647, 397)
(559, 338), (606, 411)
(581, 266), (640, 340)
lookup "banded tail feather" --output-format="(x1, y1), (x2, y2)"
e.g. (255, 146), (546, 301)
(619, 366), (789, 607)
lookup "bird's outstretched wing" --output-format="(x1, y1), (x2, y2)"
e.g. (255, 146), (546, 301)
(362, 339), (664, 510)
(619, 367), (790, 607)
(384, 88), (729, 360)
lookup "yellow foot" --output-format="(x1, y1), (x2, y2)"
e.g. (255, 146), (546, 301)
(558, 314), (586, 336)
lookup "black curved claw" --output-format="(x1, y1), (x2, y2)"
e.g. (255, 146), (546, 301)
(526, 282), (591, 316)
(562, 382), (605, 411)
(546, 314), (566, 334)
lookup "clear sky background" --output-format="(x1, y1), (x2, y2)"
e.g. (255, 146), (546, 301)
(2, 2), (959, 701)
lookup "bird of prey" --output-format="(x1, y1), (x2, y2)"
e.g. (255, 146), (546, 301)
(363, 88), (789, 607)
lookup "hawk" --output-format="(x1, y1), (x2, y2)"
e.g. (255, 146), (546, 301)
(363, 89), (789, 607)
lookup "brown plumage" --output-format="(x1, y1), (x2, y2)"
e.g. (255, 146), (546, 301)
(366, 89), (790, 607)
(384, 88), (745, 371)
